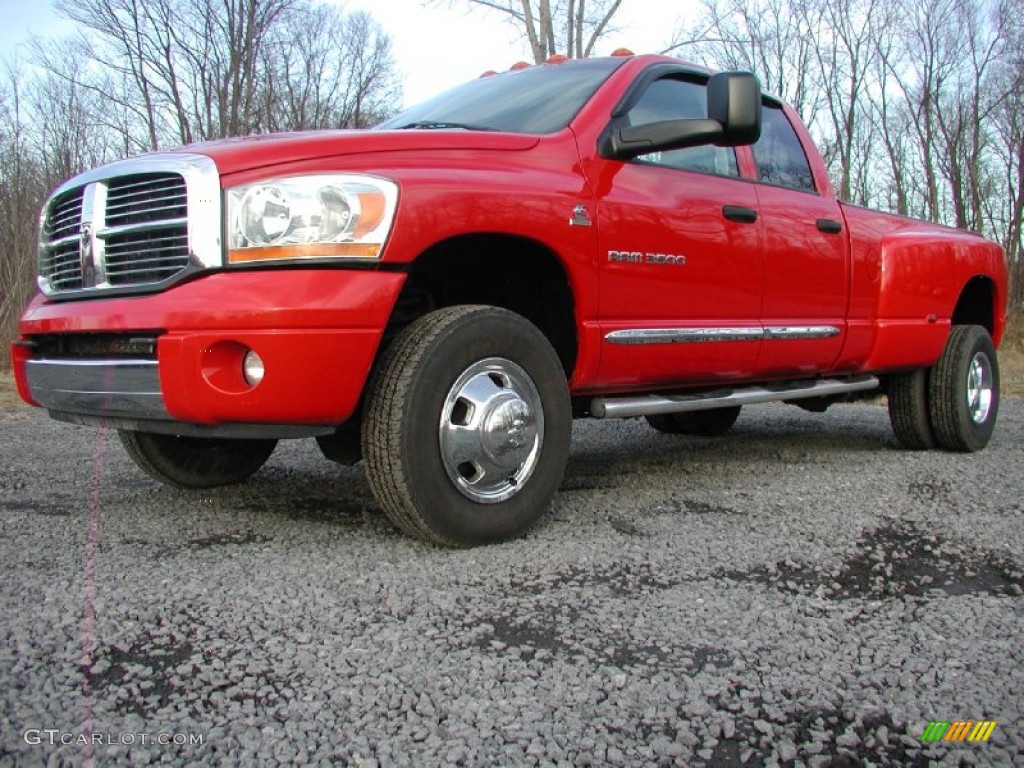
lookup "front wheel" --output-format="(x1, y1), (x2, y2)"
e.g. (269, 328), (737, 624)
(118, 431), (277, 488)
(362, 306), (571, 547)
(928, 325), (1000, 452)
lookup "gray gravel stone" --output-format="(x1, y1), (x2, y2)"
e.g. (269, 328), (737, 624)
(777, 737), (797, 762)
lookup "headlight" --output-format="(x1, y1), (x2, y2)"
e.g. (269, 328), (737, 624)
(226, 174), (398, 264)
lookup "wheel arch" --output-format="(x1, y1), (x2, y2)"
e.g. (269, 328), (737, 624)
(386, 233), (580, 378)
(865, 272), (1003, 373)
(951, 275), (997, 337)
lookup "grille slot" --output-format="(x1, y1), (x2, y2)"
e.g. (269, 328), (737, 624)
(44, 188), (85, 240)
(105, 174), (187, 227)
(40, 243), (85, 290)
(35, 333), (159, 359)
(104, 227), (190, 284)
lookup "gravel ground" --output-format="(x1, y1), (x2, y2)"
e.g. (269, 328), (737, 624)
(1, 399), (1022, 767)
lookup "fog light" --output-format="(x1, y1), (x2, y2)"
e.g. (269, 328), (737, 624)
(243, 350), (265, 386)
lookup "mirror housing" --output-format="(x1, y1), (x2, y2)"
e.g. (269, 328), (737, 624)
(603, 71), (762, 161)
(708, 71), (762, 146)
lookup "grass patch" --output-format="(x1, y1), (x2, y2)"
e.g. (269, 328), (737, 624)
(1002, 312), (1024, 398)
(0, 369), (27, 409)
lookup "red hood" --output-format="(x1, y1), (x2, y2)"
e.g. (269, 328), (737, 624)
(166, 129), (541, 175)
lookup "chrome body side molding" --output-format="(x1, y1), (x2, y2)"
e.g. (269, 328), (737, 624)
(606, 328), (764, 345)
(763, 326), (841, 339)
(605, 326), (841, 345)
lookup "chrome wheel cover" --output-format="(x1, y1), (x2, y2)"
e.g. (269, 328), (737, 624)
(439, 357), (544, 503)
(966, 351), (993, 425)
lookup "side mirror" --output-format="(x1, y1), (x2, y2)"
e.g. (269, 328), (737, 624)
(708, 71), (761, 146)
(602, 71), (762, 161)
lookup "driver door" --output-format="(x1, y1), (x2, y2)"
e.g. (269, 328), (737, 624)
(591, 73), (764, 390)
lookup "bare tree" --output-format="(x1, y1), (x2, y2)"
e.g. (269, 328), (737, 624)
(257, 9), (402, 131)
(28, 46), (118, 179)
(810, 0), (891, 203)
(50, 0), (402, 146)
(870, 16), (913, 216)
(989, 0), (1023, 309)
(878, 0), (965, 222)
(0, 64), (49, 357)
(877, 0), (1013, 237)
(939, 1), (1006, 233)
(0, 50), (122, 349)
(53, 0), (167, 150)
(443, 0), (624, 62)
(664, 0), (826, 135)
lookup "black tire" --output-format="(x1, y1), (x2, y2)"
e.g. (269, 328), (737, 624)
(118, 431), (277, 489)
(887, 369), (936, 449)
(362, 305), (571, 547)
(645, 406), (741, 437)
(928, 325), (999, 452)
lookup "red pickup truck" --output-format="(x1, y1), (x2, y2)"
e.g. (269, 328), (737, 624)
(11, 54), (1007, 546)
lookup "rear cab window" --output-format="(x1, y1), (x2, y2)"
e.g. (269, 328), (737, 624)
(751, 102), (816, 193)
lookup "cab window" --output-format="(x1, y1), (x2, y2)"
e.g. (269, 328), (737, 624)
(752, 102), (816, 192)
(625, 77), (739, 177)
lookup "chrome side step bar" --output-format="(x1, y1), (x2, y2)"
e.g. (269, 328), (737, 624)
(590, 375), (880, 419)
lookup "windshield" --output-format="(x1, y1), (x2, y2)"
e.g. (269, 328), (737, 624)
(376, 58), (626, 134)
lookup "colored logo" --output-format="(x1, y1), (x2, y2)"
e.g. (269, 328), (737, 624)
(921, 721), (997, 743)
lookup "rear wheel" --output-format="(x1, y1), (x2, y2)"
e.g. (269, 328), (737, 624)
(362, 305), (571, 547)
(645, 406), (741, 437)
(887, 370), (936, 450)
(118, 431), (277, 488)
(928, 325), (999, 452)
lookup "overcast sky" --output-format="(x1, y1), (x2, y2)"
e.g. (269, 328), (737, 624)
(0, 0), (677, 107)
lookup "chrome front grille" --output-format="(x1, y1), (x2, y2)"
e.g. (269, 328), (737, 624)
(37, 154), (221, 297)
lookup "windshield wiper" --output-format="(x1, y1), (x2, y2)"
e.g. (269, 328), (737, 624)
(396, 121), (497, 131)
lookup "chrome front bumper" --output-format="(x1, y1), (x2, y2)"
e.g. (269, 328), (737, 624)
(24, 358), (169, 419)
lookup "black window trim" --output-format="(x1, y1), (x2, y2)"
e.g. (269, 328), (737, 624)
(608, 63), (715, 118)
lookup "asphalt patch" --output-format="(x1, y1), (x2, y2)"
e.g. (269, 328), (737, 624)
(722, 520), (1024, 600)
(86, 636), (195, 717)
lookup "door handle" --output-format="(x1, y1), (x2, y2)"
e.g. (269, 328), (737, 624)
(817, 218), (843, 234)
(723, 205), (758, 223)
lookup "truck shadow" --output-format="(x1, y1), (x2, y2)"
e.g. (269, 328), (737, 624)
(564, 406), (893, 479)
